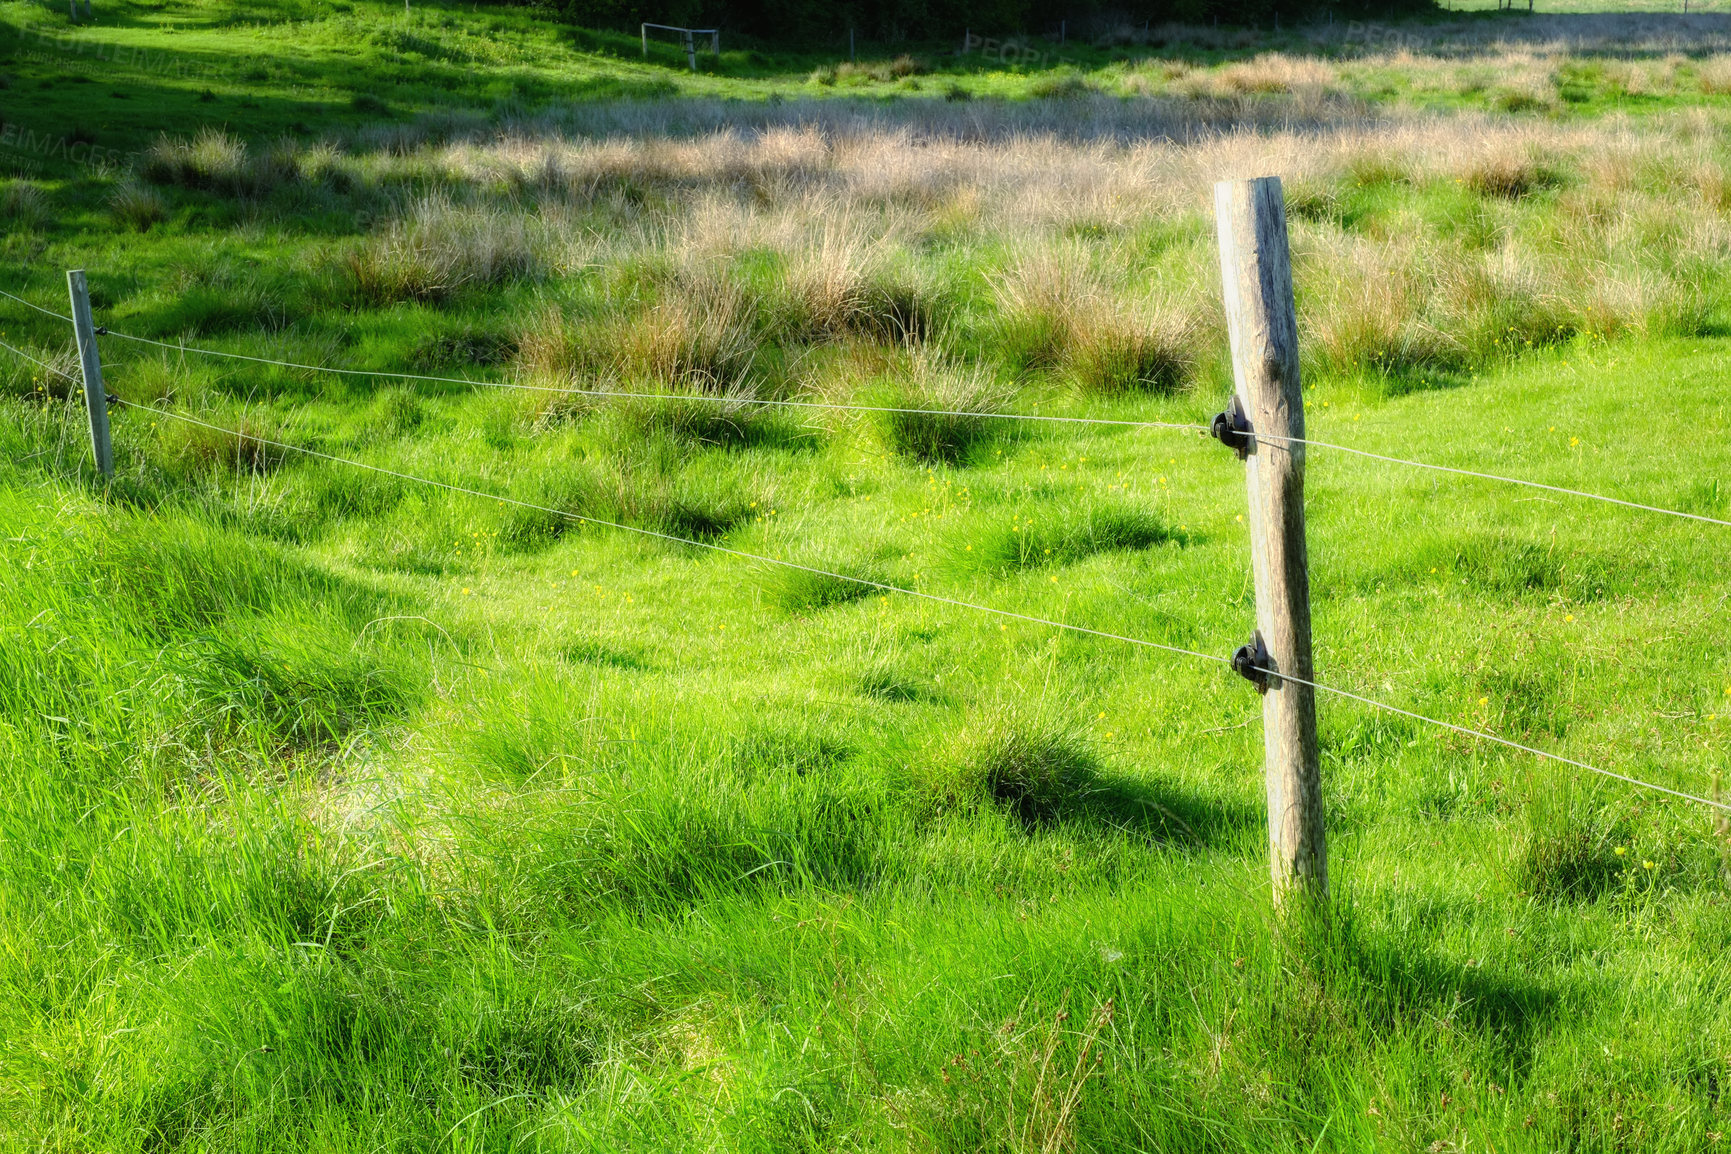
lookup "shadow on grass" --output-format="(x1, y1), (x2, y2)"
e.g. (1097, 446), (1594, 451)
(1060, 771), (1262, 850)
(1327, 914), (1560, 1078)
(970, 724), (1258, 851)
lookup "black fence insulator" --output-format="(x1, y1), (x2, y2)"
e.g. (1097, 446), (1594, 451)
(1211, 394), (1253, 459)
(1231, 632), (1272, 692)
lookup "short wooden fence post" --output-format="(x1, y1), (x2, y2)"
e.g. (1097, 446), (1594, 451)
(1213, 176), (1326, 908)
(66, 269), (112, 478)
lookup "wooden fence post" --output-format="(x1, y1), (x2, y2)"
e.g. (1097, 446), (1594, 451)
(683, 29), (696, 71)
(1213, 176), (1326, 907)
(641, 23), (648, 57)
(66, 269), (112, 479)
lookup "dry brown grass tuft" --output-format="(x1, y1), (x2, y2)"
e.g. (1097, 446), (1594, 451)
(1700, 55), (1731, 95)
(1069, 297), (1206, 396)
(779, 217), (892, 339)
(223, 84), (1731, 395)
(995, 247), (1206, 394)
(520, 275), (760, 394)
(346, 196), (561, 304)
(1298, 233), (1463, 376)
(1216, 53), (1338, 97)
(1462, 143), (1567, 200)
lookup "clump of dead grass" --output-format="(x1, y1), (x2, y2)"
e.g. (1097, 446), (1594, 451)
(1462, 144), (1568, 199)
(519, 274), (761, 394)
(995, 247), (1206, 394)
(346, 195), (559, 304)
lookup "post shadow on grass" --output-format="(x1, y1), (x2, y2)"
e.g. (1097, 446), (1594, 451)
(1298, 903), (1560, 1079)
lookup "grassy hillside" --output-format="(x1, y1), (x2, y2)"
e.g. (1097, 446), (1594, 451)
(5, 2), (1731, 1150)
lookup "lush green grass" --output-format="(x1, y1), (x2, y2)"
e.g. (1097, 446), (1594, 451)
(6, 1), (1731, 1150)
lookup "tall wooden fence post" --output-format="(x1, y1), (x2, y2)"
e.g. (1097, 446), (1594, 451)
(66, 269), (112, 478)
(683, 30), (696, 71)
(1213, 176), (1325, 907)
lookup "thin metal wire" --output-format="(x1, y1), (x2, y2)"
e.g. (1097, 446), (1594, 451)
(1254, 428), (1731, 530)
(0, 335), (77, 381)
(97, 327), (1211, 433)
(99, 327), (1731, 528)
(1253, 664), (1731, 812)
(0, 287), (71, 323)
(90, 399), (1731, 814)
(115, 400), (1233, 668)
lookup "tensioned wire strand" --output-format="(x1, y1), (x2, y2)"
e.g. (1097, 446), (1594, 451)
(12, 282), (1725, 809)
(0, 286), (71, 322)
(1249, 429), (1731, 530)
(112, 399), (1731, 815)
(0, 335), (77, 381)
(114, 399), (1233, 669)
(97, 324), (1731, 530)
(7, 283), (1730, 529)
(96, 328), (1213, 433)
(1252, 664), (1731, 813)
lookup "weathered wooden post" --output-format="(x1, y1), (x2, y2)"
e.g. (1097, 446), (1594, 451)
(1213, 177), (1325, 907)
(66, 269), (112, 478)
(683, 29), (696, 71)
(641, 23), (648, 57)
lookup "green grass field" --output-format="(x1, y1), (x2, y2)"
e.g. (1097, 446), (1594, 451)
(5, 1), (1731, 1150)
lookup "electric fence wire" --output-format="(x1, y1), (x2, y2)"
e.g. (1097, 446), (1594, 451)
(1250, 428), (1731, 530)
(1250, 664), (1731, 813)
(0, 334), (77, 382)
(96, 328), (1213, 433)
(92, 324), (1731, 530)
(6, 283), (1730, 528)
(107, 397), (1731, 816)
(0, 286), (71, 323)
(112, 399), (1234, 669)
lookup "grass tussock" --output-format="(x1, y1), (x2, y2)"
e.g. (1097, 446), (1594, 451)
(519, 277), (760, 393)
(775, 219), (944, 343)
(0, 179), (48, 228)
(933, 705), (1100, 827)
(141, 128), (299, 197)
(812, 54), (926, 87)
(1519, 792), (1632, 902)
(500, 459), (765, 549)
(1463, 145), (1568, 200)
(160, 414), (293, 476)
(597, 386), (806, 451)
(108, 182), (168, 232)
(346, 196), (556, 304)
(964, 503), (1181, 577)
(871, 354), (1013, 466)
(995, 248), (1205, 394)
(758, 549), (890, 613)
